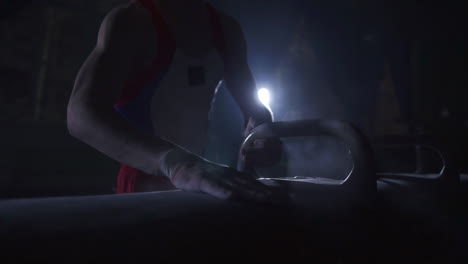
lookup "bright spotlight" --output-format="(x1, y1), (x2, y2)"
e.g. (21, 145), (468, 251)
(258, 88), (271, 108)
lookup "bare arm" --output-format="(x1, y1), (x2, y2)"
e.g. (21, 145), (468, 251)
(222, 16), (273, 136)
(67, 4), (175, 176)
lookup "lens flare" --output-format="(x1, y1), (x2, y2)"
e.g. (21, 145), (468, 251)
(258, 88), (271, 107)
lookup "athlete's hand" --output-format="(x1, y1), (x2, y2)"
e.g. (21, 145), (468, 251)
(241, 138), (283, 168)
(159, 148), (273, 202)
(241, 117), (283, 168)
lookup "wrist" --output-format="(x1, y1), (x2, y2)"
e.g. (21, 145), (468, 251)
(158, 147), (197, 179)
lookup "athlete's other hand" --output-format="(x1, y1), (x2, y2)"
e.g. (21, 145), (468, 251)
(241, 117), (283, 168)
(240, 138), (283, 168)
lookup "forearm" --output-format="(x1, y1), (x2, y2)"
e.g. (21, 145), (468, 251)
(67, 103), (177, 176)
(251, 103), (273, 123)
(225, 79), (272, 133)
(243, 103), (273, 136)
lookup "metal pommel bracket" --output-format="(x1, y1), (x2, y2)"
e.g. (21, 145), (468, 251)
(238, 119), (377, 207)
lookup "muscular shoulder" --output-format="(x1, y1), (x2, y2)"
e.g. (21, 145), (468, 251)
(217, 12), (244, 43)
(216, 12), (247, 61)
(97, 3), (155, 51)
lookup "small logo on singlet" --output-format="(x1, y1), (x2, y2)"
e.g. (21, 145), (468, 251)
(187, 66), (206, 86)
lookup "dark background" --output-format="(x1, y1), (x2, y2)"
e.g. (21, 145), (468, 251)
(0, 0), (467, 198)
